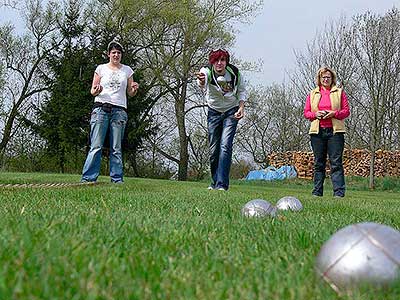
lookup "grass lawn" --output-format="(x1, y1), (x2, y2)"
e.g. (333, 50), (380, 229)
(0, 172), (399, 299)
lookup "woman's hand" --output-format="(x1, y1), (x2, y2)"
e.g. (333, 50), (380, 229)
(131, 81), (139, 94)
(322, 110), (336, 119)
(91, 73), (103, 96)
(315, 110), (327, 119)
(91, 84), (103, 96)
(128, 78), (139, 96)
(196, 72), (206, 86)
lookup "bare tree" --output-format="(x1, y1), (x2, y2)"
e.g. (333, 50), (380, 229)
(350, 9), (400, 188)
(0, 0), (64, 162)
(0, 0), (18, 9)
(290, 17), (369, 160)
(236, 83), (308, 167)
(236, 87), (275, 166)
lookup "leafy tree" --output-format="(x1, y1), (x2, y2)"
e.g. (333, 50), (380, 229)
(37, 48), (94, 172)
(123, 69), (158, 177)
(26, 0), (94, 172)
(119, 0), (262, 180)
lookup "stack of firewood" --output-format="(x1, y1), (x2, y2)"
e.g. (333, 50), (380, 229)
(268, 149), (400, 179)
(342, 149), (370, 177)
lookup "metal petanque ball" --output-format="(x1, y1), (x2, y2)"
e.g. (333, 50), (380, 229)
(276, 196), (303, 211)
(315, 222), (400, 294)
(216, 76), (226, 84)
(216, 76), (229, 90)
(241, 199), (276, 218)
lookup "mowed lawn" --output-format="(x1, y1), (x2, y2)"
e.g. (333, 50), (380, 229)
(0, 172), (399, 300)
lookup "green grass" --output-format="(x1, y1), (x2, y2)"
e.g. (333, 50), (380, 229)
(0, 172), (399, 299)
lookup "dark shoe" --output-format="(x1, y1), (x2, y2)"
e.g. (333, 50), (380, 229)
(215, 185), (228, 191)
(80, 179), (95, 184)
(112, 180), (124, 184)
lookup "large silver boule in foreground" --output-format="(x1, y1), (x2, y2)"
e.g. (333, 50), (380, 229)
(276, 196), (303, 211)
(241, 199), (276, 218)
(315, 222), (400, 294)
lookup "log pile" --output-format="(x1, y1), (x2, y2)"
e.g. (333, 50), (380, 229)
(268, 149), (400, 179)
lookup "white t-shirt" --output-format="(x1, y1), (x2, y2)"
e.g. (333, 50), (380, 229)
(94, 64), (134, 109)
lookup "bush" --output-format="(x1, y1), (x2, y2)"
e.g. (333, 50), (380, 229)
(230, 159), (253, 179)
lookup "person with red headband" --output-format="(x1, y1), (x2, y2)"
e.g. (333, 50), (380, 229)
(196, 49), (248, 191)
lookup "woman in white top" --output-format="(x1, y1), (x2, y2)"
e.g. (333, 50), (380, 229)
(81, 41), (139, 183)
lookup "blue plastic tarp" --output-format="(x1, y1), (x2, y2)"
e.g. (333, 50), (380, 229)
(245, 165), (297, 181)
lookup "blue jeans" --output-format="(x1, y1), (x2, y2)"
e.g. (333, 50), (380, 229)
(81, 107), (127, 182)
(310, 128), (345, 197)
(208, 106), (239, 190)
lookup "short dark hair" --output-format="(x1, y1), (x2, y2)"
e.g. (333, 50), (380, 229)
(107, 41), (124, 54)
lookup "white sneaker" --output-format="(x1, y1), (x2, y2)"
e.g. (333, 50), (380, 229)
(217, 187), (227, 191)
(207, 186), (215, 190)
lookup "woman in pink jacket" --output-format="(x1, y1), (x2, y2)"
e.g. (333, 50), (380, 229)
(304, 67), (350, 198)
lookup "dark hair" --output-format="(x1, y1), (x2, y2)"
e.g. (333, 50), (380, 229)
(107, 41), (124, 54)
(208, 49), (230, 64)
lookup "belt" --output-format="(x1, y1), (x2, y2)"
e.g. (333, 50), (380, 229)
(93, 102), (127, 113)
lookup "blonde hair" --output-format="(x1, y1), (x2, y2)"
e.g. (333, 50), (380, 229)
(315, 67), (337, 87)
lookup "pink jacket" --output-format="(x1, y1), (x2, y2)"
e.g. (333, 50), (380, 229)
(304, 87), (350, 128)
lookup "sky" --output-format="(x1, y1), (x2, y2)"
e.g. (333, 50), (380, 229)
(0, 0), (399, 85)
(234, 0), (400, 85)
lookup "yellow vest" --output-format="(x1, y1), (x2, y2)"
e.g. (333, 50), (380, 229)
(309, 85), (346, 134)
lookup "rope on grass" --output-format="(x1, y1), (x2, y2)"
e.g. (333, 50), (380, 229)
(0, 182), (102, 189)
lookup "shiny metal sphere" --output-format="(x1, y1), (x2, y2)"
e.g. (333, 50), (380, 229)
(315, 222), (400, 294)
(276, 196), (303, 211)
(241, 199), (276, 218)
(216, 76), (226, 84)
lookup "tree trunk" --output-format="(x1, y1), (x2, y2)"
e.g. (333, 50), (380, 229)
(175, 80), (189, 181)
(368, 132), (377, 189)
(368, 150), (375, 189)
(132, 151), (140, 177)
(59, 148), (65, 173)
(0, 103), (19, 156)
